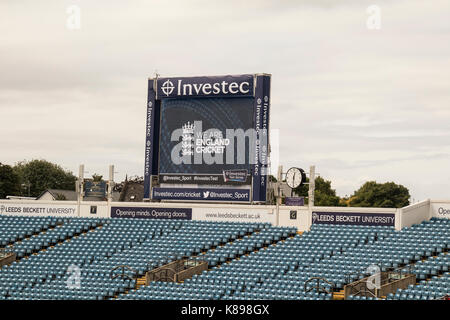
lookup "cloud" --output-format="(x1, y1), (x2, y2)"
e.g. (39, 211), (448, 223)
(0, 0), (449, 201)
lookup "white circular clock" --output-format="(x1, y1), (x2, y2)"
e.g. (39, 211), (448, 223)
(286, 167), (305, 189)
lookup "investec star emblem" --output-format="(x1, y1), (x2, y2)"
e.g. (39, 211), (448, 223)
(161, 80), (175, 96)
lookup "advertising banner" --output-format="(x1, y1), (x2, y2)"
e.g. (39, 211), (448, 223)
(152, 187), (250, 202)
(144, 73), (271, 203)
(0, 203), (77, 217)
(312, 211), (395, 226)
(252, 74), (271, 202)
(159, 173), (251, 185)
(258, 75), (271, 202)
(143, 79), (157, 200)
(110, 206), (192, 220)
(192, 207), (275, 224)
(290, 210), (297, 220)
(252, 76), (263, 202)
(156, 75), (254, 99)
(285, 197), (304, 206)
(223, 169), (248, 183)
(431, 202), (450, 219)
(84, 180), (106, 198)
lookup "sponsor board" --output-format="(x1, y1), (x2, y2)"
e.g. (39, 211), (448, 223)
(159, 173), (251, 185)
(431, 203), (450, 218)
(144, 73), (271, 203)
(312, 211), (395, 226)
(158, 98), (255, 175)
(152, 187), (250, 202)
(290, 210), (297, 220)
(252, 74), (270, 202)
(285, 197), (304, 206)
(223, 169), (248, 183)
(192, 207), (275, 224)
(143, 79), (158, 200)
(0, 203), (77, 217)
(156, 75), (254, 99)
(84, 180), (106, 198)
(110, 206), (192, 220)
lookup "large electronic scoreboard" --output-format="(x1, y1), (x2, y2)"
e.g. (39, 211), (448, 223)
(143, 74), (271, 203)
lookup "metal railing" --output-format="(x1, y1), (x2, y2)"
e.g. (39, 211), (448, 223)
(304, 277), (335, 294)
(151, 267), (177, 282)
(346, 279), (377, 298)
(345, 263), (416, 299)
(0, 247), (14, 259)
(110, 265), (137, 281)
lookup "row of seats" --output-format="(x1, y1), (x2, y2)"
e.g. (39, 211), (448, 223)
(118, 224), (384, 300)
(1, 215), (449, 300)
(0, 216), (67, 247)
(411, 252), (449, 280)
(1, 218), (180, 299)
(12, 219), (100, 258)
(304, 218), (448, 288)
(4, 219), (277, 300)
(197, 227), (296, 266)
(120, 219), (448, 300)
(117, 225), (294, 300)
(387, 272), (449, 300)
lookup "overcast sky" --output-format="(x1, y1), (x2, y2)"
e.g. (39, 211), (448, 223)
(1, 0), (449, 201)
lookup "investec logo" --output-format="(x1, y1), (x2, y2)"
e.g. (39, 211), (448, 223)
(160, 79), (251, 97)
(312, 212), (319, 222)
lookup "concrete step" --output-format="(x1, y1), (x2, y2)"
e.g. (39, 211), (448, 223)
(332, 290), (345, 300)
(136, 275), (147, 290)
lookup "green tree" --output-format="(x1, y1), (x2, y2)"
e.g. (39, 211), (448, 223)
(349, 181), (410, 208)
(13, 160), (76, 197)
(314, 176), (343, 206)
(293, 176), (344, 206)
(0, 163), (21, 199)
(293, 177), (309, 199)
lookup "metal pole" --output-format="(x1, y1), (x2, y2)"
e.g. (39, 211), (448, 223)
(108, 165), (114, 203)
(308, 165), (315, 208)
(275, 165), (283, 226)
(77, 164), (84, 217)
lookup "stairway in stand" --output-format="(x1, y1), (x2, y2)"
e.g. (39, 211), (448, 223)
(112, 275), (147, 299)
(332, 289), (345, 300)
(136, 275), (147, 290)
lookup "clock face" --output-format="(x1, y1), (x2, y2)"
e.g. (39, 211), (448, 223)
(286, 167), (303, 189)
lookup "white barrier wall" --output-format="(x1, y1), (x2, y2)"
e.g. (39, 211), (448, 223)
(399, 199), (431, 228)
(310, 206), (399, 230)
(191, 207), (276, 224)
(107, 202), (277, 224)
(278, 207), (310, 232)
(80, 202), (110, 218)
(0, 200), (78, 217)
(430, 200), (450, 219)
(1, 199), (448, 230)
(0, 199), (299, 229)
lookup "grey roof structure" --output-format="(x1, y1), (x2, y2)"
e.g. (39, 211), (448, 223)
(37, 189), (120, 202)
